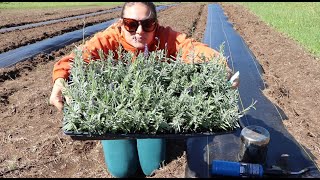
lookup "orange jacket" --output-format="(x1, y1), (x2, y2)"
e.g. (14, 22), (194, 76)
(52, 22), (224, 83)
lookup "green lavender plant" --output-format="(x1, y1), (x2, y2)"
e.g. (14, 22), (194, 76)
(62, 46), (256, 135)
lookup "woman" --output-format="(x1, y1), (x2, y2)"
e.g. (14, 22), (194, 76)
(50, 2), (239, 178)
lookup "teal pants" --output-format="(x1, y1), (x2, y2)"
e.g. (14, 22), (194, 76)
(101, 138), (166, 178)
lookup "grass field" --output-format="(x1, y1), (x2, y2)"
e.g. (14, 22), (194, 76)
(238, 2), (320, 57)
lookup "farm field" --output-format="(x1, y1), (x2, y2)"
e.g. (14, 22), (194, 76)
(0, 2), (320, 178)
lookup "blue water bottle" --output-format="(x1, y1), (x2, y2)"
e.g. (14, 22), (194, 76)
(211, 160), (264, 177)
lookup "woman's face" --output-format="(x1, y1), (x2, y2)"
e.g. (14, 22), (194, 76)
(121, 3), (156, 50)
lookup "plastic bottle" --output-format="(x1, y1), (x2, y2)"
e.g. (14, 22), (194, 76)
(211, 160), (264, 177)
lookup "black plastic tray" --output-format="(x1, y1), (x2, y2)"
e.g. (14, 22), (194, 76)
(63, 129), (238, 140)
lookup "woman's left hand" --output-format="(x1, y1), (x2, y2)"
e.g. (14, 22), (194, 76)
(230, 76), (240, 89)
(227, 68), (240, 89)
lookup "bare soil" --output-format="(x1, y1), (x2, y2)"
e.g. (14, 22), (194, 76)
(0, 6), (120, 28)
(0, 2), (319, 178)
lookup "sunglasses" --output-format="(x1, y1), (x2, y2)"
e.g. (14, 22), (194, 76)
(122, 18), (157, 33)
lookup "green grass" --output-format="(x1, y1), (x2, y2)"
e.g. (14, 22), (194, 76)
(237, 2), (320, 57)
(0, 2), (175, 9)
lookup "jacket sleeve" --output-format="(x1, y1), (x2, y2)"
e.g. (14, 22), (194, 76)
(52, 26), (119, 83)
(175, 32), (227, 65)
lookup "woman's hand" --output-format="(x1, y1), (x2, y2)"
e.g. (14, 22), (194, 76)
(231, 76), (240, 89)
(227, 68), (240, 89)
(49, 78), (69, 112)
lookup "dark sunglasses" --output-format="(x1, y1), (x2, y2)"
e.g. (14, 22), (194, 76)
(122, 18), (157, 33)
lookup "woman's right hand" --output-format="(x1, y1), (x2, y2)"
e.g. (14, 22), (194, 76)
(49, 78), (67, 112)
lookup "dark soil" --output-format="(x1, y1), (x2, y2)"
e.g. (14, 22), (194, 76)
(0, 2), (319, 178)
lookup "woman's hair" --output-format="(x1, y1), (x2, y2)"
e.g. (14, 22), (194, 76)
(120, 2), (157, 20)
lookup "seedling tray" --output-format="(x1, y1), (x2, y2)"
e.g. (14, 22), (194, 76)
(63, 129), (238, 140)
(62, 114), (239, 140)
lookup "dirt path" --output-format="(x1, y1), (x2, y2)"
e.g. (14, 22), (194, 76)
(0, 2), (319, 178)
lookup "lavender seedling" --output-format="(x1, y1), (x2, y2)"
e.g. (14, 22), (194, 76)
(62, 45), (256, 135)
